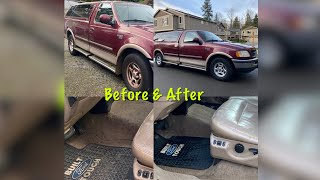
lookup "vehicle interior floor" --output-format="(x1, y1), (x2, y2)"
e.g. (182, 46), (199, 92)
(155, 103), (258, 180)
(66, 100), (153, 149)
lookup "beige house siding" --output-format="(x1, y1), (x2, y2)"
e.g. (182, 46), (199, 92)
(241, 27), (258, 38)
(185, 16), (218, 33)
(173, 16), (178, 30)
(177, 15), (185, 29)
(154, 8), (225, 37)
(241, 27), (258, 42)
(154, 14), (174, 32)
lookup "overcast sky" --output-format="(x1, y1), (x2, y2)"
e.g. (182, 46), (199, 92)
(154, 0), (258, 23)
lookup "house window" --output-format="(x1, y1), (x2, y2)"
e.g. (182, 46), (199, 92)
(162, 17), (169, 26)
(179, 16), (182, 24)
(154, 19), (157, 26)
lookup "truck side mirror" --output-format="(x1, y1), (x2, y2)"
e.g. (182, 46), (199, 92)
(193, 38), (203, 45)
(99, 14), (113, 25)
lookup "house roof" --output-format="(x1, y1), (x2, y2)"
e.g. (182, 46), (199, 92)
(229, 28), (241, 32)
(154, 8), (226, 28)
(242, 26), (258, 30)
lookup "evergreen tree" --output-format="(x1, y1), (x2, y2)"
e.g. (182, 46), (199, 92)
(232, 16), (240, 29)
(214, 13), (218, 22)
(201, 0), (213, 21)
(253, 14), (258, 27)
(243, 11), (253, 28)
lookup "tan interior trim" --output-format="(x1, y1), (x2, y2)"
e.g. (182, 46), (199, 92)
(210, 133), (258, 167)
(133, 158), (153, 180)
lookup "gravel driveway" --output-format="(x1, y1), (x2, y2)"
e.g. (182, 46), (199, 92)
(64, 39), (125, 96)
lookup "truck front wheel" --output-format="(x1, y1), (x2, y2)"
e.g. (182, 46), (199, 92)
(155, 53), (165, 67)
(209, 57), (234, 81)
(68, 35), (79, 56)
(122, 53), (153, 92)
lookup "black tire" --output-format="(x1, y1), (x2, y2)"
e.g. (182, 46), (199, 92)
(68, 35), (79, 56)
(122, 53), (153, 92)
(155, 52), (165, 67)
(209, 57), (234, 81)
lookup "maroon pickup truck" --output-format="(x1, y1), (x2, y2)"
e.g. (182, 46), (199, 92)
(65, 1), (154, 91)
(154, 30), (258, 81)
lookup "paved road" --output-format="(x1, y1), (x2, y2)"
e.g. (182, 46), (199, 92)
(154, 64), (258, 96)
(64, 39), (125, 96)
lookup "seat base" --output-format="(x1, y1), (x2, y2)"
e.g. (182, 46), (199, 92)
(133, 158), (154, 180)
(210, 133), (258, 167)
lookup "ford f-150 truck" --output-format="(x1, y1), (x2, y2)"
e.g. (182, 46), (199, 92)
(65, 1), (154, 91)
(154, 30), (258, 81)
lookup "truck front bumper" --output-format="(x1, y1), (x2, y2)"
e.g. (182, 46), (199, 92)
(232, 57), (258, 72)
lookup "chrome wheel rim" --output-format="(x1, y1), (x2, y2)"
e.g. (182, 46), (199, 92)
(156, 55), (162, 65)
(214, 62), (227, 77)
(69, 38), (74, 52)
(126, 62), (142, 88)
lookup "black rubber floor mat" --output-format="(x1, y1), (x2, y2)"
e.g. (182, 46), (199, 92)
(154, 134), (218, 170)
(64, 144), (134, 180)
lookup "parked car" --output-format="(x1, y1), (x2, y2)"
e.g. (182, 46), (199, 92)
(154, 30), (258, 81)
(65, 1), (154, 91)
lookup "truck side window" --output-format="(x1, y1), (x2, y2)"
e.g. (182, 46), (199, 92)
(66, 6), (74, 17)
(161, 32), (180, 42)
(72, 5), (94, 19)
(184, 32), (199, 43)
(95, 3), (114, 23)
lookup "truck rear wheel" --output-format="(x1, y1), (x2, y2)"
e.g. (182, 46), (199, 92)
(155, 52), (165, 67)
(68, 35), (79, 56)
(122, 53), (153, 92)
(209, 57), (234, 81)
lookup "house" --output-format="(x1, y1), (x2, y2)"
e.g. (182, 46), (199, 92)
(226, 28), (241, 40)
(241, 26), (258, 40)
(154, 8), (226, 38)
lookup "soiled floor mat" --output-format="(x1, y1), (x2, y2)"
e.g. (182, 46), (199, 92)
(154, 134), (219, 170)
(64, 144), (134, 180)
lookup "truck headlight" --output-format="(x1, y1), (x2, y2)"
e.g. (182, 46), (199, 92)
(236, 50), (251, 58)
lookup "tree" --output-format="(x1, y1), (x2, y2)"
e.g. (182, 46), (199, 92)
(243, 9), (254, 28)
(214, 12), (224, 23)
(201, 0), (213, 21)
(253, 14), (258, 27)
(214, 13), (218, 22)
(226, 8), (235, 29)
(232, 16), (240, 29)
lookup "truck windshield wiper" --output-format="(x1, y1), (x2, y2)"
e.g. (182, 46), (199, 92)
(206, 39), (225, 42)
(206, 39), (220, 42)
(123, 19), (153, 23)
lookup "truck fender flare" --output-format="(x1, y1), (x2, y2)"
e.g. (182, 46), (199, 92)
(66, 28), (76, 42)
(153, 49), (164, 56)
(117, 44), (152, 59)
(205, 52), (233, 69)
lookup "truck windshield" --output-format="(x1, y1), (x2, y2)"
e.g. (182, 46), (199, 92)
(114, 3), (154, 24)
(197, 31), (223, 42)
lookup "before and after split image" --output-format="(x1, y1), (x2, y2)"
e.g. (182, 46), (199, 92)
(1, 0), (319, 179)
(64, 0), (258, 179)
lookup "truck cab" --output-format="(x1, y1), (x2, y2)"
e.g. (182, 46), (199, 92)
(65, 1), (154, 91)
(154, 30), (258, 81)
